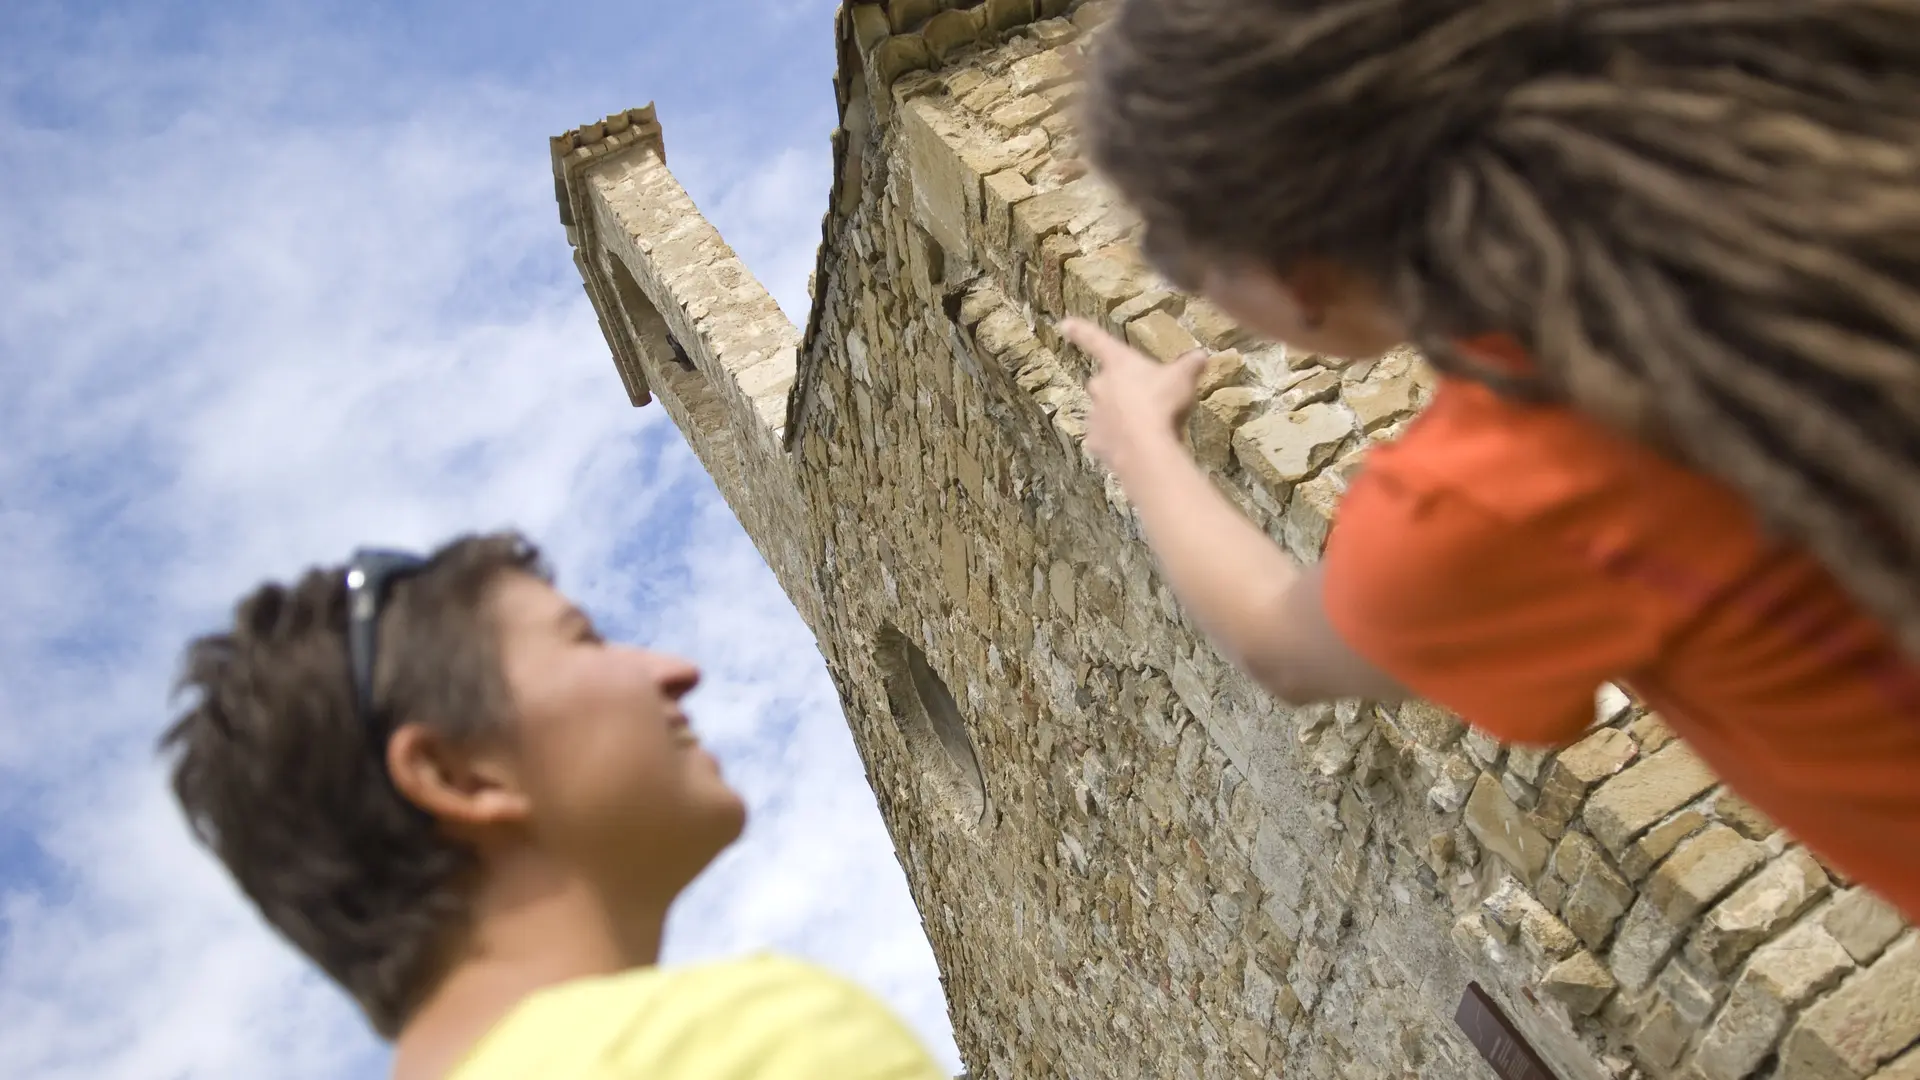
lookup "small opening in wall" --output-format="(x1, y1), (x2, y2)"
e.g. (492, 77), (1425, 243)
(667, 334), (697, 373)
(875, 625), (988, 828)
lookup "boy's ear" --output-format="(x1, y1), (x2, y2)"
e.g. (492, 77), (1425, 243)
(385, 722), (530, 830)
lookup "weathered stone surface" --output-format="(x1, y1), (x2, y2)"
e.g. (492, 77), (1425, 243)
(1688, 847), (1830, 976)
(1543, 950), (1617, 1017)
(1779, 935), (1920, 1080)
(1232, 403), (1353, 490)
(1428, 750), (1480, 813)
(1645, 824), (1767, 924)
(1585, 743), (1720, 857)
(1565, 859), (1637, 951)
(1126, 309), (1201, 362)
(1707, 788), (1777, 841)
(1622, 806), (1713, 880)
(1194, 348), (1248, 397)
(1825, 887), (1907, 964)
(1344, 372), (1419, 431)
(1465, 774), (1554, 884)
(1189, 387), (1265, 469)
(1633, 994), (1695, 1071)
(1542, 727), (1639, 807)
(1612, 895), (1689, 993)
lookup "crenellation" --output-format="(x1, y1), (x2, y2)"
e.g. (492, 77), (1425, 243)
(553, 2), (1911, 1076)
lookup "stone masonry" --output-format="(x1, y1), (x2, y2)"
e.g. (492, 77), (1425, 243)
(551, 3), (1917, 1077)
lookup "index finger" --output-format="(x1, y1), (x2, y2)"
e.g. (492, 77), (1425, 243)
(1059, 317), (1146, 373)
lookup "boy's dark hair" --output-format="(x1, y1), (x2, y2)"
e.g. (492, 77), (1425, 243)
(1082, 0), (1920, 658)
(160, 531), (548, 1038)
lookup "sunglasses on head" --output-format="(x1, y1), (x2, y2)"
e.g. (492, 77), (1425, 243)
(344, 548), (428, 733)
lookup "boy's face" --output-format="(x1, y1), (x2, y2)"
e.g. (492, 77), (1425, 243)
(1201, 259), (1408, 364)
(486, 570), (746, 898)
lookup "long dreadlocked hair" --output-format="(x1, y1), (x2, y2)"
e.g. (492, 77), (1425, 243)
(1080, 0), (1920, 661)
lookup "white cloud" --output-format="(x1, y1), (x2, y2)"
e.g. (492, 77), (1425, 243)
(0, 8), (957, 1079)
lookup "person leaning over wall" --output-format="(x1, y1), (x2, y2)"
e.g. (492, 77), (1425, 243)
(1060, 0), (1920, 922)
(160, 532), (948, 1080)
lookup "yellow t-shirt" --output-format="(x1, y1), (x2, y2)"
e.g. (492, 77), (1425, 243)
(447, 953), (949, 1080)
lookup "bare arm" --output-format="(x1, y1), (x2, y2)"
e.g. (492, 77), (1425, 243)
(1064, 318), (1405, 705)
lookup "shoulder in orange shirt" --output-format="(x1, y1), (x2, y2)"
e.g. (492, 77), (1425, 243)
(1320, 373), (1920, 921)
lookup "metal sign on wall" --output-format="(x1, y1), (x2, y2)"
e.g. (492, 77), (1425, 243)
(1455, 983), (1561, 1080)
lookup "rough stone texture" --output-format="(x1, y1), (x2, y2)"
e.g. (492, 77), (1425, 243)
(551, 6), (1914, 1076)
(1694, 923), (1858, 1080)
(1780, 935), (1920, 1080)
(1467, 773), (1554, 884)
(1826, 887), (1908, 965)
(1585, 743), (1720, 858)
(1687, 848), (1830, 976)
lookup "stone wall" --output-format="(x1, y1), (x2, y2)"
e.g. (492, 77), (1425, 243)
(553, 3), (1918, 1078)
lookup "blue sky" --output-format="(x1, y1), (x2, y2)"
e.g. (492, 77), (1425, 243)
(0, 1), (958, 1076)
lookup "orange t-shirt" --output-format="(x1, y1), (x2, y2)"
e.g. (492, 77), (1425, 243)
(1321, 374), (1920, 920)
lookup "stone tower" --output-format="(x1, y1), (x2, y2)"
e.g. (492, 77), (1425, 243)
(550, 3), (1917, 1079)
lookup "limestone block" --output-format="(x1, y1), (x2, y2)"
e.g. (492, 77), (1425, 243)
(1277, 369), (1342, 410)
(1427, 751), (1480, 813)
(1564, 859), (1637, 951)
(1622, 805), (1713, 880)
(1748, 922), (1858, 1010)
(1542, 949), (1617, 1016)
(1232, 403), (1353, 492)
(1687, 848), (1830, 976)
(990, 94), (1057, 132)
(1009, 48), (1074, 95)
(923, 8), (985, 60)
(982, 169), (1036, 250)
(1628, 711), (1678, 754)
(887, 0), (942, 34)
(1344, 372), (1420, 432)
(1383, 700), (1465, 753)
(1536, 727), (1639, 831)
(1824, 887), (1907, 964)
(1645, 824), (1768, 924)
(1633, 993), (1696, 1072)
(1483, 877), (1577, 965)
(1694, 974), (1793, 1080)
(1282, 471), (1342, 561)
(1779, 935), (1920, 1080)
(1508, 745), (1553, 785)
(1010, 175), (1103, 260)
(1061, 243), (1147, 324)
(871, 33), (934, 101)
(1584, 742), (1720, 857)
(1464, 728), (1504, 768)
(1611, 895), (1689, 993)
(851, 3), (893, 53)
(1552, 830), (1608, 885)
(901, 99), (978, 260)
(1693, 920), (1859, 1080)
(959, 74), (1012, 115)
(984, 0), (1038, 34)
(1707, 788), (1778, 841)
(1127, 310), (1202, 361)
(1184, 297), (1248, 350)
(1194, 349), (1248, 398)
(1189, 387), (1266, 470)
(1465, 774), (1554, 883)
